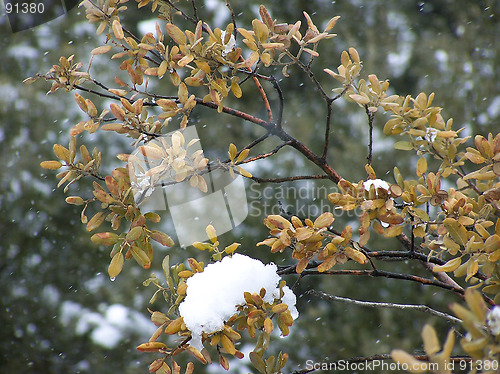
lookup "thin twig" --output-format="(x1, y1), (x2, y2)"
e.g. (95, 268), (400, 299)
(74, 84), (121, 101)
(250, 175), (330, 184)
(241, 132), (271, 151)
(190, 0), (199, 22)
(321, 101), (333, 160)
(239, 142), (291, 164)
(253, 76), (273, 122)
(161, 0), (199, 26)
(365, 105), (374, 165)
(224, 0), (237, 38)
(307, 290), (462, 324)
(284, 50), (331, 102)
(280, 134), (342, 183)
(219, 132), (272, 165)
(270, 75), (284, 128)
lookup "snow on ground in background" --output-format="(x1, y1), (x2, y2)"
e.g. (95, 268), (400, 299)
(138, 19), (157, 36)
(179, 253), (298, 351)
(60, 301), (154, 348)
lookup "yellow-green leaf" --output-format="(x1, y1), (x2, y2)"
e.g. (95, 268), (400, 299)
(206, 224), (217, 243)
(236, 148), (250, 163)
(231, 80), (242, 98)
(383, 224), (403, 237)
(54, 144), (70, 163)
(91, 45), (113, 55)
(86, 211), (106, 231)
(421, 324), (440, 355)
(126, 226), (143, 242)
(391, 350), (427, 373)
(91, 232), (120, 246)
(489, 249), (500, 262)
(313, 212), (334, 229)
(416, 157), (427, 177)
(40, 160), (63, 170)
(443, 218), (468, 246)
(131, 245), (151, 269)
(349, 94), (370, 105)
(271, 303), (288, 314)
(465, 258), (479, 281)
(432, 257), (462, 273)
(249, 352), (267, 374)
(108, 252), (124, 279)
(220, 334), (236, 355)
(394, 141), (413, 151)
(65, 196), (84, 205)
(228, 143), (237, 161)
(224, 242), (240, 254)
(112, 19), (124, 40)
(237, 166), (252, 178)
(164, 317), (184, 335)
(166, 23), (186, 45)
(484, 234), (500, 253)
(150, 230), (174, 247)
(136, 341), (167, 352)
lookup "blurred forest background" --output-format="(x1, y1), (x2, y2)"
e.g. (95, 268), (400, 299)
(0, 0), (498, 373)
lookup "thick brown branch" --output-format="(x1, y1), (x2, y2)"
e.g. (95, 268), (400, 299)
(73, 78), (343, 184)
(365, 105), (375, 165)
(278, 133), (342, 183)
(280, 268), (466, 298)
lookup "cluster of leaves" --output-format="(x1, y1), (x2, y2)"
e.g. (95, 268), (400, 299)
(316, 73), (500, 296)
(138, 226), (292, 374)
(137, 257), (205, 374)
(42, 135), (175, 278)
(23, 55), (89, 92)
(393, 289), (500, 374)
(328, 168), (406, 245)
(226, 143), (253, 179)
(192, 224), (240, 261)
(257, 212), (367, 273)
(40, 136), (102, 190)
(128, 130), (210, 203)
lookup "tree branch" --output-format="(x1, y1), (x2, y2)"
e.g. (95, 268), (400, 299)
(365, 104), (375, 165)
(238, 141), (291, 164)
(161, 0), (199, 26)
(307, 290), (462, 324)
(270, 75), (284, 128)
(278, 267), (467, 298)
(321, 101), (333, 161)
(250, 174), (330, 184)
